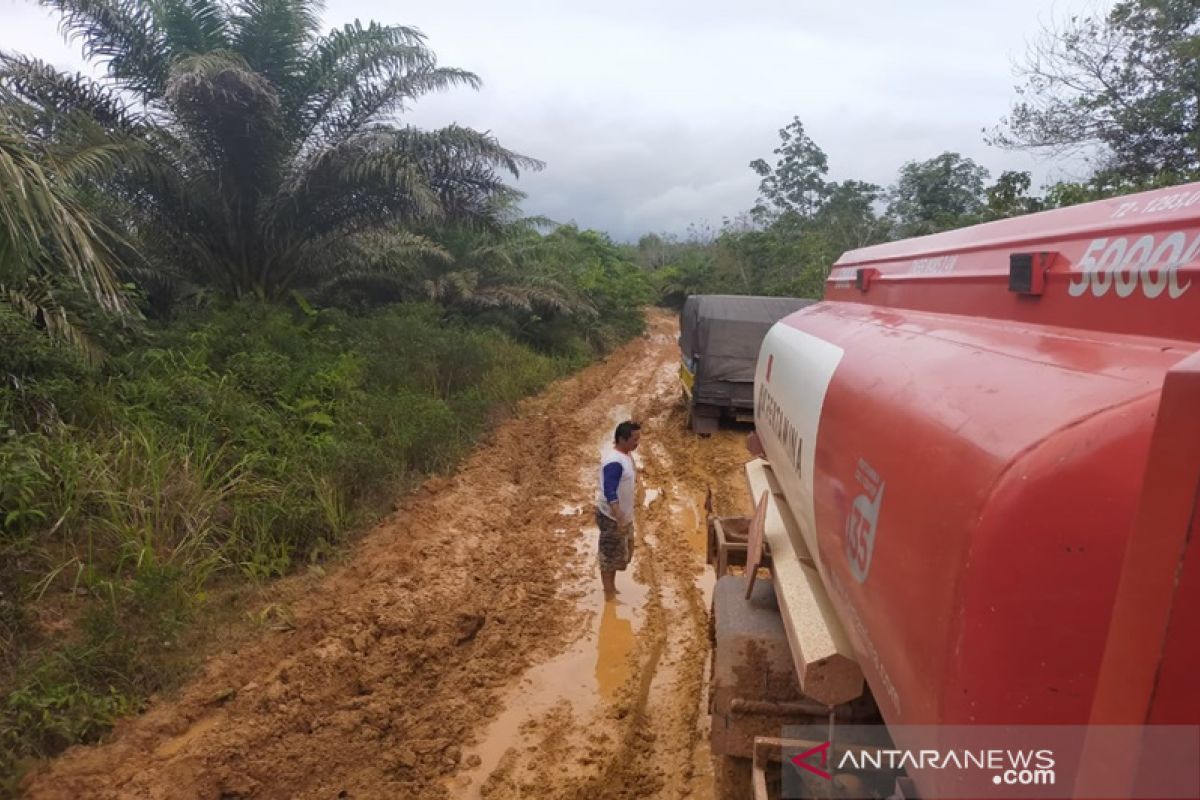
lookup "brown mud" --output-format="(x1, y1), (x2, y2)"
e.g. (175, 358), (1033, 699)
(24, 309), (752, 800)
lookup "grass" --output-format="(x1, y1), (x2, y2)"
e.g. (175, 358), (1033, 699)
(0, 300), (591, 791)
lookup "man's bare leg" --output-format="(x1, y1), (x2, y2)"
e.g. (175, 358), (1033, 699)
(601, 569), (618, 597)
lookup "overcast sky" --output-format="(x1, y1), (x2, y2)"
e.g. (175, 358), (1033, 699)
(2, 0), (1109, 240)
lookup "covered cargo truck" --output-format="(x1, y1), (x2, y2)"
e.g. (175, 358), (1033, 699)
(709, 183), (1200, 798)
(679, 294), (814, 433)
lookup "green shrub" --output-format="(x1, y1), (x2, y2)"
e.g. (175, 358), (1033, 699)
(0, 299), (598, 784)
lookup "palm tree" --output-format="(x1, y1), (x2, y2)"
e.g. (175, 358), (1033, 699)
(315, 217), (596, 320)
(1, 0), (541, 304)
(416, 221), (594, 317)
(0, 111), (128, 357)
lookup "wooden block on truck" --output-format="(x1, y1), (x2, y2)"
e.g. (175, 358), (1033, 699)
(745, 457), (863, 706)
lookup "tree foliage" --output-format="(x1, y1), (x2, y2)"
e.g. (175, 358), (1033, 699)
(1, 0), (540, 303)
(887, 152), (990, 237)
(749, 117), (832, 220)
(991, 0), (1200, 182)
(984, 170), (1044, 219)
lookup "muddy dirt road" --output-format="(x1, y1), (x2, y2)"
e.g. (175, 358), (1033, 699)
(25, 309), (753, 800)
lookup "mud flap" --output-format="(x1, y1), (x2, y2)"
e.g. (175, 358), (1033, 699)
(690, 402), (721, 435)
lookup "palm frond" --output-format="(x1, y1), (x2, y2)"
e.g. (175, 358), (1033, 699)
(286, 228), (447, 297)
(464, 283), (585, 317)
(40, 0), (170, 97)
(265, 131), (444, 240)
(0, 54), (148, 134)
(318, 228), (449, 275)
(294, 21), (439, 136)
(306, 19), (426, 70)
(160, 0), (233, 56)
(315, 67), (481, 143)
(508, 215), (559, 232)
(394, 124), (544, 178)
(303, 229), (449, 304)
(42, 115), (146, 185)
(2, 283), (106, 364)
(229, 0), (322, 88)
(0, 120), (126, 314)
(388, 126), (540, 230)
(344, 228), (452, 265)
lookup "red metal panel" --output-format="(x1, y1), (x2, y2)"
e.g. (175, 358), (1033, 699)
(824, 183), (1200, 344)
(763, 300), (1192, 728)
(1073, 351), (1200, 797)
(836, 183), (1200, 275)
(1149, 496), (1200, 727)
(1087, 349), (1200, 726)
(953, 394), (1157, 724)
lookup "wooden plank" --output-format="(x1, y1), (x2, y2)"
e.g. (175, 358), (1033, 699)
(744, 490), (769, 598)
(745, 458), (864, 706)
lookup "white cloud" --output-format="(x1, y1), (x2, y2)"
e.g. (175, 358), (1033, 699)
(0, 0), (1110, 239)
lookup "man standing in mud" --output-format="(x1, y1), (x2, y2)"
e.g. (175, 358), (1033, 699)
(595, 421), (641, 597)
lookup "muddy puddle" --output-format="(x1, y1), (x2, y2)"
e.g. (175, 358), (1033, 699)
(450, 525), (649, 798)
(447, 406), (657, 797)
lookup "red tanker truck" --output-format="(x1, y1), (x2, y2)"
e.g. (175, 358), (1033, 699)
(708, 182), (1200, 799)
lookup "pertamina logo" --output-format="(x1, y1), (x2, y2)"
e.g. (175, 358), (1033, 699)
(845, 457), (884, 582)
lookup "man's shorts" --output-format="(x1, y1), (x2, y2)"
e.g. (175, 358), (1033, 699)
(596, 508), (634, 572)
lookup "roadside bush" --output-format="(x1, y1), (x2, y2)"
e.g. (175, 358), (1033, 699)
(0, 299), (581, 784)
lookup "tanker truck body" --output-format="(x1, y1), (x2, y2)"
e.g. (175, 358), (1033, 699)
(710, 183), (1200, 798)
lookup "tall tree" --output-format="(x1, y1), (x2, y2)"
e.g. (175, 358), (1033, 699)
(633, 233), (676, 271)
(887, 152), (989, 237)
(749, 117), (832, 220)
(1, 0), (540, 305)
(814, 179), (888, 251)
(990, 0), (1200, 182)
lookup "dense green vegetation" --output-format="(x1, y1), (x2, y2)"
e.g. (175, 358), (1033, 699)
(0, 268), (649, 788)
(0, 301), (592, 784)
